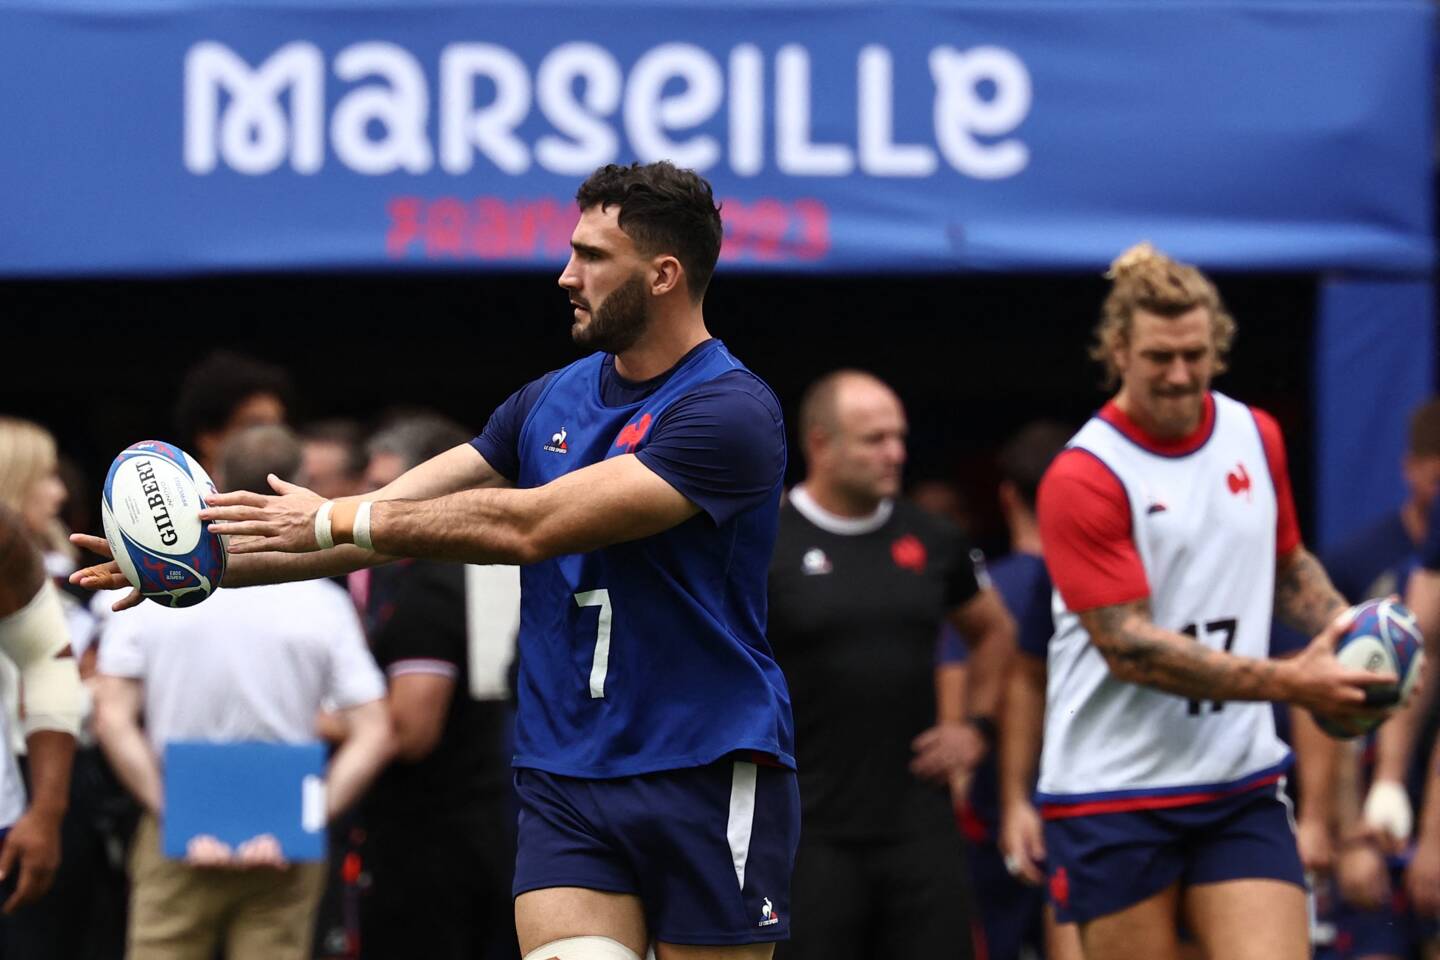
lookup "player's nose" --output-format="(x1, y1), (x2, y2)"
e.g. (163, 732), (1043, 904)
(557, 258), (581, 290)
(1164, 358), (1192, 385)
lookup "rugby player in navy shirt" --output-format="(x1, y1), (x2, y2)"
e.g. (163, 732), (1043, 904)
(78, 163), (795, 960)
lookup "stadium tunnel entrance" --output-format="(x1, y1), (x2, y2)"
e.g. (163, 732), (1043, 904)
(1, 269), (1313, 558)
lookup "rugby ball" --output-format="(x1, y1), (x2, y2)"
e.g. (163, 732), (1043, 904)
(100, 441), (226, 608)
(1316, 598), (1424, 739)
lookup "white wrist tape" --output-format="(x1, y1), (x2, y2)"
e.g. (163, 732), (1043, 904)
(314, 501), (336, 550)
(1364, 779), (1413, 842)
(522, 937), (641, 960)
(353, 501), (374, 552)
(0, 580), (83, 738)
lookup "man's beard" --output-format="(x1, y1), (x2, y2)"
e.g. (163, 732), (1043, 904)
(572, 275), (650, 354)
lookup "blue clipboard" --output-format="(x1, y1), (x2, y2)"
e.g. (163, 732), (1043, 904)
(162, 741), (327, 861)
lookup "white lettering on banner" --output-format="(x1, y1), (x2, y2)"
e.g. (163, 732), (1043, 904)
(775, 44), (854, 176)
(859, 46), (937, 177)
(331, 42), (432, 174)
(930, 45), (1031, 179)
(728, 45), (765, 177)
(536, 43), (622, 175)
(624, 43), (724, 171)
(184, 40), (1032, 180)
(440, 43), (531, 174)
(185, 41), (324, 174)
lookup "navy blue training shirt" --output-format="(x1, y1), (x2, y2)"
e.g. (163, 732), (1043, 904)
(473, 340), (784, 526)
(471, 339), (794, 778)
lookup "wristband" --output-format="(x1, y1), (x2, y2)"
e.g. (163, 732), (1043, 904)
(967, 716), (998, 750)
(314, 501), (336, 550)
(353, 501), (375, 552)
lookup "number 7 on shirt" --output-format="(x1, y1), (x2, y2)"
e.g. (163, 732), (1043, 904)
(575, 590), (612, 699)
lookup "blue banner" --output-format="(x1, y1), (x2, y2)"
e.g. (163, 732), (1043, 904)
(0, 0), (1431, 275)
(1314, 278), (1437, 550)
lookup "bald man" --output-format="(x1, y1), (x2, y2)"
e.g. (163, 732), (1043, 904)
(0, 504), (82, 922)
(766, 370), (1015, 960)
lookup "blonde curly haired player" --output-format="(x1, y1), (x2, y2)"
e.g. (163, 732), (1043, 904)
(1031, 242), (1393, 960)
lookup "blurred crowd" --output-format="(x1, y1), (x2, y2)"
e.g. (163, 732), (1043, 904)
(1, 339), (1439, 960)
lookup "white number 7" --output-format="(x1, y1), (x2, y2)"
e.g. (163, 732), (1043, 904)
(575, 589), (612, 699)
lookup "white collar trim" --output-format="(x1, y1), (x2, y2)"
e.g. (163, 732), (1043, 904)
(789, 485), (893, 536)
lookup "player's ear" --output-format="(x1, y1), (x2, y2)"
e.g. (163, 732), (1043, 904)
(1110, 335), (1131, 378)
(805, 425), (834, 468)
(650, 255), (683, 297)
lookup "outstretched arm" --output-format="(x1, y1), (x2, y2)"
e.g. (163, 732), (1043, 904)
(211, 454), (701, 567)
(73, 444), (509, 606)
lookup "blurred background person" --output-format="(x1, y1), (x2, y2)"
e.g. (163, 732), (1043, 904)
(171, 350), (291, 476)
(350, 412), (520, 960)
(93, 425), (392, 960)
(945, 420), (1077, 960)
(768, 370), (1015, 960)
(910, 476), (973, 537)
(1343, 494), (1440, 959)
(299, 420), (370, 503)
(1326, 398), (1440, 606)
(0, 417), (116, 960)
(1330, 399), (1440, 855)
(0, 418), (74, 579)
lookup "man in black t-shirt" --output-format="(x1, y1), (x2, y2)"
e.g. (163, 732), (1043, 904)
(354, 416), (519, 960)
(768, 371), (1016, 960)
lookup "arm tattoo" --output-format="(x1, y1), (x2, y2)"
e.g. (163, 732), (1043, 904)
(1273, 547), (1347, 638)
(1082, 600), (1282, 704)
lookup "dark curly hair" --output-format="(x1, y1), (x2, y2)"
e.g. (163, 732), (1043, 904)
(575, 162), (724, 302)
(173, 350), (293, 449)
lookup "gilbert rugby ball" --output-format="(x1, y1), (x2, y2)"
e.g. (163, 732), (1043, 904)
(100, 440), (226, 608)
(1316, 598), (1424, 739)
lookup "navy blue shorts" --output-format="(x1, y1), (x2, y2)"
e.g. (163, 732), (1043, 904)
(513, 759), (800, 946)
(1042, 780), (1305, 924)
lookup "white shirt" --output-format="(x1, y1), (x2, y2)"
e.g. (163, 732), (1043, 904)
(99, 580), (383, 756)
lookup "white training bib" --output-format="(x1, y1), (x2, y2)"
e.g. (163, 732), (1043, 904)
(1038, 392), (1289, 805)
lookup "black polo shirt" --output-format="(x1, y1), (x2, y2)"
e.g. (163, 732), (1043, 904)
(767, 492), (983, 839)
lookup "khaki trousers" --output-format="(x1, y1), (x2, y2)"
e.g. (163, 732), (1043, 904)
(126, 813), (326, 960)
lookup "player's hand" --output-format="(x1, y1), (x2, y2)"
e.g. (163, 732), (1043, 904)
(1337, 839), (1390, 910)
(200, 476), (326, 554)
(999, 799), (1047, 886)
(1408, 831), (1440, 916)
(67, 534), (143, 611)
(1286, 608), (1398, 720)
(1296, 815), (1335, 875)
(1363, 779), (1414, 848)
(910, 722), (984, 784)
(0, 808), (61, 913)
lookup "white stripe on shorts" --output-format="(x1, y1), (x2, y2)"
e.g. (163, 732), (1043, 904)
(727, 761), (758, 890)
(1275, 775), (1297, 833)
